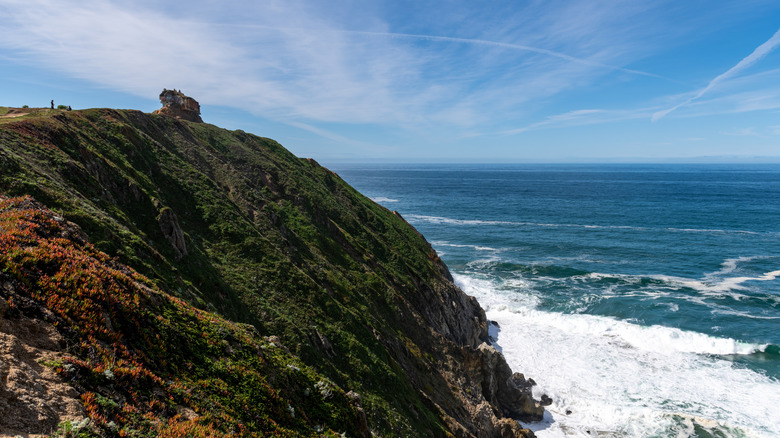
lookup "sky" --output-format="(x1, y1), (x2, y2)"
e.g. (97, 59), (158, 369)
(2, 0), (780, 163)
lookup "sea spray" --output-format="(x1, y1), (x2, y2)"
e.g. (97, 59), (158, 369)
(455, 273), (779, 437)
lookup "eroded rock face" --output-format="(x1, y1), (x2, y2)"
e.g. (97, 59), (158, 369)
(152, 89), (203, 123)
(158, 207), (187, 260)
(393, 262), (541, 437)
(0, 280), (86, 437)
(476, 343), (544, 422)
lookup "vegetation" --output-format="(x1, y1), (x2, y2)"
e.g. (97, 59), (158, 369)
(0, 108), (523, 437)
(1, 195), (362, 436)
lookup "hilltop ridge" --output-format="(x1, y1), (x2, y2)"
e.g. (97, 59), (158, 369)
(0, 107), (543, 437)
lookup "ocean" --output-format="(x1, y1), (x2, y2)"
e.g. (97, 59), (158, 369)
(330, 163), (780, 438)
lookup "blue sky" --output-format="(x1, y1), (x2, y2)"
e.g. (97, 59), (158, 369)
(2, 0), (780, 163)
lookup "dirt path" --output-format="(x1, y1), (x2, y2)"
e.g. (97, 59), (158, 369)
(0, 108), (53, 119)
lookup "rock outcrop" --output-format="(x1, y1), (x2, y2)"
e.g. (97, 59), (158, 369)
(152, 89), (203, 123)
(157, 206), (187, 259)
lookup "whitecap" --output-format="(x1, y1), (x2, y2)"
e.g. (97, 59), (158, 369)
(405, 214), (773, 236)
(406, 214), (514, 226)
(710, 307), (780, 320)
(583, 266), (779, 299)
(370, 196), (399, 203)
(430, 241), (501, 252)
(453, 273), (780, 438)
(707, 256), (766, 278)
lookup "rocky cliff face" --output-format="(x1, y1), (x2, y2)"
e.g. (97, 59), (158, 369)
(152, 89), (203, 123)
(0, 108), (543, 436)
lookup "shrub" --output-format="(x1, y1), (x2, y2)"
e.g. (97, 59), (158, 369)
(57, 104), (68, 109)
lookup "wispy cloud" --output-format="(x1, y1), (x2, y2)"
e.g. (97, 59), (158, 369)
(4, 0), (777, 161)
(653, 27), (780, 121)
(501, 107), (656, 135)
(0, 0), (666, 132)
(501, 78), (780, 136)
(722, 127), (761, 137)
(345, 30), (670, 81)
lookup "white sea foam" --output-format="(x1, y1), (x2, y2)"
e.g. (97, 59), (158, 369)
(430, 241), (500, 252)
(710, 307), (780, 320)
(370, 196), (399, 203)
(651, 272), (780, 298)
(454, 273), (780, 438)
(542, 255), (623, 265)
(465, 257), (504, 270)
(406, 214), (772, 236)
(708, 256), (765, 277)
(463, 272), (769, 355)
(584, 264), (780, 298)
(697, 256), (780, 292)
(407, 214), (516, 226)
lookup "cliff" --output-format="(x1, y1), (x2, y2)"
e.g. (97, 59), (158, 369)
(0, 108), (543, 437)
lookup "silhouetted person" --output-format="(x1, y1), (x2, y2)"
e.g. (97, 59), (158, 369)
(51, 100), (54, 109)
(67, 106), (72, 111)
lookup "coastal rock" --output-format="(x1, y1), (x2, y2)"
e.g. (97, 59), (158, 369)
(309, 327), (336, 358)
(157, 207), (187, 260)
(497, 418), (536, 438)
(345, 391), (371, 438)
(408, 250), (489, 348)
(475, 343), (545, 422)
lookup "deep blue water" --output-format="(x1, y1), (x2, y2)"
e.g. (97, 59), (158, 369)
(331, 163), (780, 437)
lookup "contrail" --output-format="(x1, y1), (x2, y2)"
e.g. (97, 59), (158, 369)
(215, 23), (672, 82)
(354, 30), (669, 81)
(653, 27), (780, 121)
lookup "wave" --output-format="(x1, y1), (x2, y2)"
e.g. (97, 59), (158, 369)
(545, 307), (766, 356)
(465, 259), (592, 278)
(574, 263), (780, 301)
(617, 321), (770, 356)
(707, 306), (780, 320)
(453, 272), (780, 437)
(706, 256), (769, 278)
(462, 257), (780, 301)
(430, 241), (500, 252)
(698, 256), (780, 291)
(406, 213), (774, 236)
(370, 196), (399, 203)
(407, 214), (516, 226)
(646, 271), (780, 298)
(454, 273), (770, 356)
(587, 271), (780, 298)
(577, 272), (780, 314)
(763, 344), (780, 356)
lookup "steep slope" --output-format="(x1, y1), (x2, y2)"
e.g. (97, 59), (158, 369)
(0, 109), (543, 437)
(0, 195), (366, 437)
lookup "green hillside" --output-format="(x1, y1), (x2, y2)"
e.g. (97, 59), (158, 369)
(0, 108), (542, 437)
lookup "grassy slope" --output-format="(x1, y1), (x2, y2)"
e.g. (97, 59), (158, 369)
(0, 109), (492, 436)
(0, 195), (362, 437)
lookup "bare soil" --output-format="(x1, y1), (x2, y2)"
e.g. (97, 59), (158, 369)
(0, 298), (86, 437)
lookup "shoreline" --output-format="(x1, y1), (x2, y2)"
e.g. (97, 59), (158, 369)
(456, 272), (779, 437)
